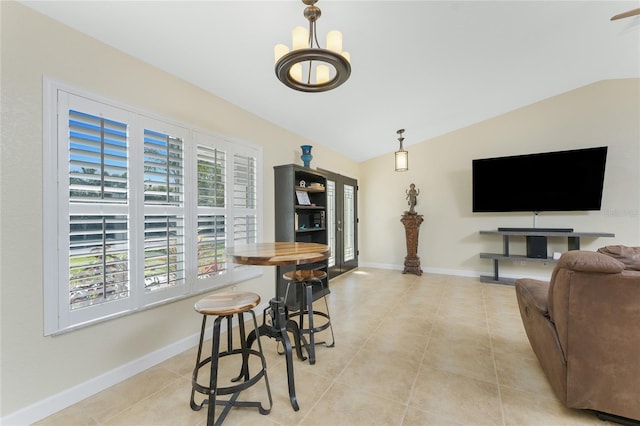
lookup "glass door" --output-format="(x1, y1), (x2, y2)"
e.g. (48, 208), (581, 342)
(322, 170), (358, 279)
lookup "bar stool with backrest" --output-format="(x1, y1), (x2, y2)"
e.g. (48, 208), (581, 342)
(190, 292), (272, 426)
(282, 269), (335, 365)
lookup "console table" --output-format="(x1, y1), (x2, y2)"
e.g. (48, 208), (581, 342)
(479, 229), (615, 285)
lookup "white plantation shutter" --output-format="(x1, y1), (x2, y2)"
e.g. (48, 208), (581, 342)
(69, 215), (129, 310)
(197, 145), (227, 279)
(67, 108), (130, 310)
(141, 120), (188, 304)
(144, 215), (184, 291)
(68, 110), (128, 202)
(232, 153), (257, 245)
(197, 145), (225, 208)
(44, 80), (262, 334)
(144, 129), (184, 204)
(197, 215), (226, 278)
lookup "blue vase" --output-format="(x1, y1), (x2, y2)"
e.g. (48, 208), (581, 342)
(300, 145), (313, 168)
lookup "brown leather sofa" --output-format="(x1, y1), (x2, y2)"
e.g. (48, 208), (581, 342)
(515, 250), (640, 423)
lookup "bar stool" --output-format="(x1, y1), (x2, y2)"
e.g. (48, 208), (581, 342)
(282, 269), (335, 365)
(190, 292), (272, 426)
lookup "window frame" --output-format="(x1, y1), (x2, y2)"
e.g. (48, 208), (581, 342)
(43, 77), (263, 335)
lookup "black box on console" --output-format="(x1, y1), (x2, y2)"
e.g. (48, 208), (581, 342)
(526, 236), (548, 259)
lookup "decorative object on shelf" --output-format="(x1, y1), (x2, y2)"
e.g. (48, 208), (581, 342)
(274, 0), (351, 93)
(299, 180), (306, 187)
(300, 145), (313, 168)
(395, 129), (408, 172)
(401, 212), (424, 276)
(405, 183), (419, 214)
(295, 190), (312, 205)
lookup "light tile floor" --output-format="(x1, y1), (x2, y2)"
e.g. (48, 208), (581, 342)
(35, 268), (610, 426)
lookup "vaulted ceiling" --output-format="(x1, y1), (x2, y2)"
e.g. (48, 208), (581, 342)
(21, 1), (640, 162)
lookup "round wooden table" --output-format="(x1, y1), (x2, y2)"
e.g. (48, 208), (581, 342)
(226, 242), (330, 411)
(226, 242), (330, 266)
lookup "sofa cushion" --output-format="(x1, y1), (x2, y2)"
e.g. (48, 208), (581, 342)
(557, 250), (625, 273)
(597, 245), (640, 271)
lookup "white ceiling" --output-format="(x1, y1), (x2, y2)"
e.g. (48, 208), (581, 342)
(21, 1), (640, 162)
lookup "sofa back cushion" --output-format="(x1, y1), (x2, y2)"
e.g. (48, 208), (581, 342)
(597, 245), (640, 271)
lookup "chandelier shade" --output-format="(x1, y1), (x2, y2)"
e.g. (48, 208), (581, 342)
(274, 0), (351, 93)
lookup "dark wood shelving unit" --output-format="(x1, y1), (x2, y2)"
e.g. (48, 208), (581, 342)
(274, 164), (329, 309)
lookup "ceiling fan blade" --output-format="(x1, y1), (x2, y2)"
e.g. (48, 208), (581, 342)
(611, 7), (640, 20)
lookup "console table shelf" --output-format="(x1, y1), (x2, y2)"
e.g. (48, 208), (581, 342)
(479, 229), (615, 285)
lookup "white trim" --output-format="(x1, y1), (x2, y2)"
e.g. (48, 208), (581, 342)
(357, 262), (551, 282)
(2, 300), (270, 426)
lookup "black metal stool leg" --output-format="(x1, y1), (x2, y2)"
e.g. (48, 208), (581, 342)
(321, 282), (335, 348)
(304, 282), (317, 365)
(191, 314), (208, 411)
(277, 303), (300, 411)
(231, 312), (250, 383)
(249, 310), (273, 414)
(207, 316), (223, 426)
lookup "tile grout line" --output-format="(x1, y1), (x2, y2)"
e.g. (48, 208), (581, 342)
(400, 277), (446, 425)
(482, 283), (508, 426)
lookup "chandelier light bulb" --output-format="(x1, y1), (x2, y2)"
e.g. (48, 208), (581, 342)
(274, 44), (289, 64)
(292, 26), (308, 50)
(290, 63), (303, 82)
(316, 65), (330, 84)
(326, 30), (343, 53)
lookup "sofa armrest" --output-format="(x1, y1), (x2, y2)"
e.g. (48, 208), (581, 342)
(515, 278), (549, 317)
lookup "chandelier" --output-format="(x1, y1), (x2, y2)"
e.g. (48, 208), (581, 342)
(395, 129), (408, 172)
(274, 0), (351, 93)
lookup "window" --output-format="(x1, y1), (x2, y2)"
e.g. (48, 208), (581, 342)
(43, 79), (262, 335)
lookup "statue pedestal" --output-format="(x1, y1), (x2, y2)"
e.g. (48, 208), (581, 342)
(401, 212), (424, 275)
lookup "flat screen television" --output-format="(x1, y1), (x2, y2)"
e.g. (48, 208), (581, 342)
(472, 146), (608, 213)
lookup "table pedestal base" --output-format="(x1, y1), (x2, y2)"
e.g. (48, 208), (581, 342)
(247, 298), (305, 411)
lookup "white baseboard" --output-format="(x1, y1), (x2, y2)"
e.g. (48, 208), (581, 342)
(1, 301), (270, 426)
(357, 262), (550, 282)
(358, 261), (478, 278)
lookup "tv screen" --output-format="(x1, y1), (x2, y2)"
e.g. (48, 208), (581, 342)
(472, 147), (608, 213)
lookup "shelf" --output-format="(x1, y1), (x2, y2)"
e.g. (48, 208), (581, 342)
(480, 253), (557, 264)
(479, 230), (614, 238)
(296, 227), (326, 233)
(295, 205), (325, 210)
(479, 228), (614, 286)
(295, 186), (325, 193)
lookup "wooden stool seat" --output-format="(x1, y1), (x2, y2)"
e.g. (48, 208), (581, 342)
(281, 269), (334, 365)
(282, 269), (327, 283)
(194, 292), (260, 316)
(190, 291), (272, 425)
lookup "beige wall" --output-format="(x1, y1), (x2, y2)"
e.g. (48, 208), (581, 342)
(360, 78), (640, 278)
(0, 2), (359, 418)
